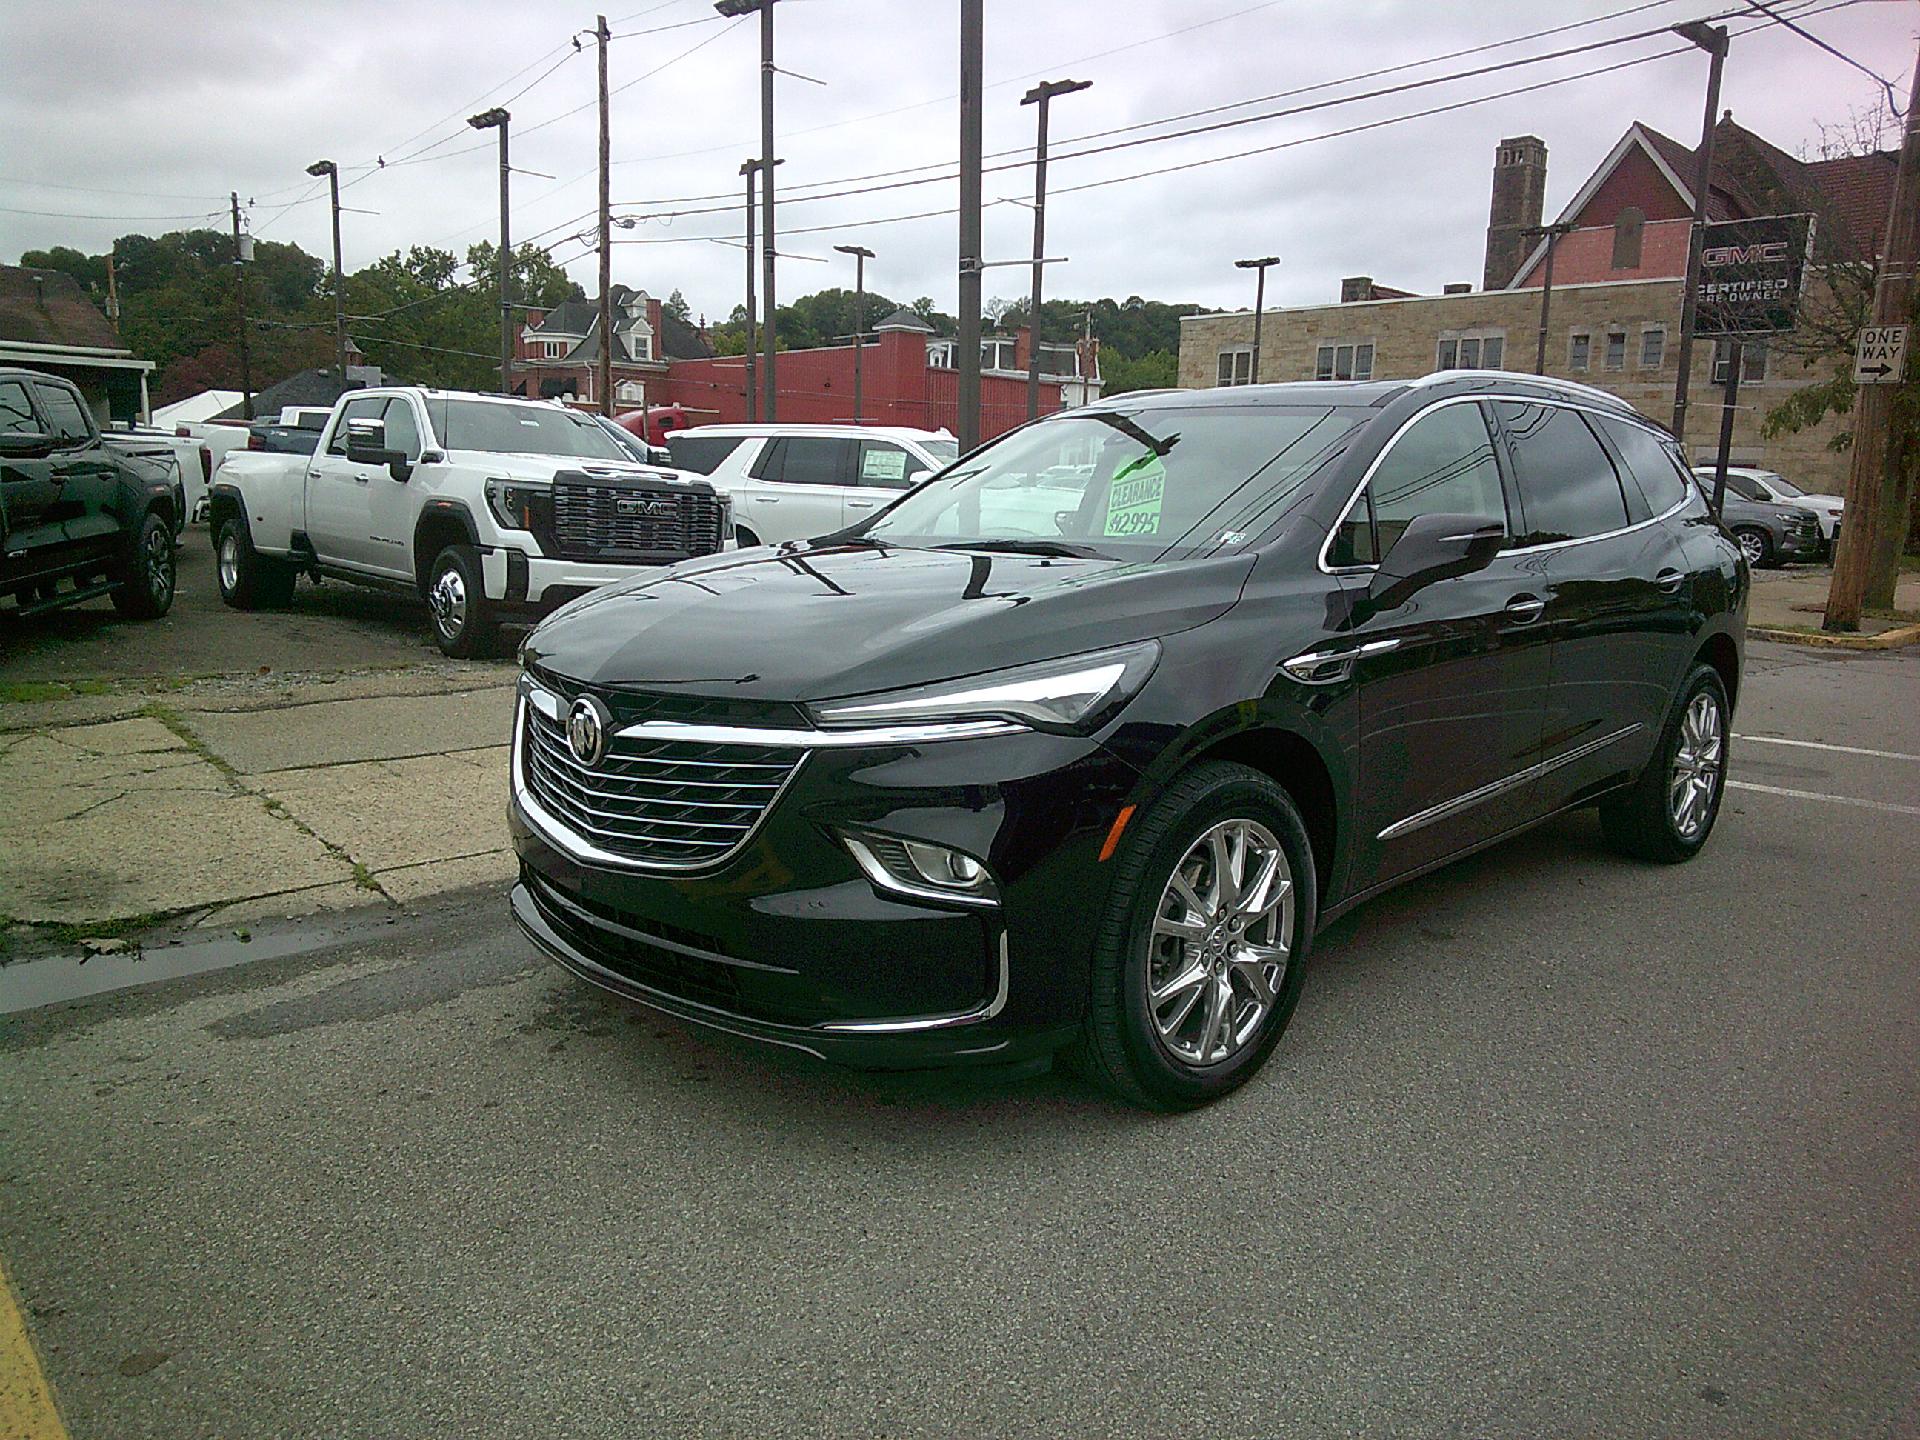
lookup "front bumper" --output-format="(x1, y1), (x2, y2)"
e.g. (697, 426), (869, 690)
(1777, 526), (1823, 561)
(507, 687), (1139, 1067)
(481, 547), (659, 607)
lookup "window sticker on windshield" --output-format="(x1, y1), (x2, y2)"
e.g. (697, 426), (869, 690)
(861, 448), (908, 481)
(1103, 455), (1166, 537)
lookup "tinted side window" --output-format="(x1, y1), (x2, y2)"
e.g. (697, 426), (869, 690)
(327, 396), (387, 454)
(33, 384), (93, 444)
(1344, 402), (1506, 562)
(380, 399), (422, 459)
(666, 434), (745, 475)
(1598, 417), (1687, 515)
(758, 437), (849, 486)
(0, 380), (39, 435)
(1495, 402), (1630, 544)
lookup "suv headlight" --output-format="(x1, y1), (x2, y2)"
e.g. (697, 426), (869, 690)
(484, 478), (552, 532)
(808, 640), (1160, 735)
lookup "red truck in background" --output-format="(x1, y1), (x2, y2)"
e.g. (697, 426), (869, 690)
(611, 404), (694, 446)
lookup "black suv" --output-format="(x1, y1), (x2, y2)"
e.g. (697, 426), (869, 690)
(1, 367), (178, 621)
(510, 374), (1745, 1109)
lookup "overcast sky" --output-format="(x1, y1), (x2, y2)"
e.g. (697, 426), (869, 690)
(2, 0), (1910, 328)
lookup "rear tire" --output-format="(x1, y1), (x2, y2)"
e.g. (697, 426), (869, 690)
(214, 517), (295, 610)
(110, 511), (177, 620)
(1069, 761), (1317, 1110)
(426, 543), (499, 659)
(1599, 664), (1730, 864)
(1732, 526), (1772, 568)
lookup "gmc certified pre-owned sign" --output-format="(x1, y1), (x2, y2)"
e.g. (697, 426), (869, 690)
(1692, 213), (1815, 337)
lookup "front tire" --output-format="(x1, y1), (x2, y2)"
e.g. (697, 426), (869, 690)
(1599, 664), (1730, 863)
(1732, 526), (1772, 568)
(214, 517), (295, 610)
(1072, 761), (1318, 1110)
(426, 543), (499, 658)
(110, 511), (177, 620)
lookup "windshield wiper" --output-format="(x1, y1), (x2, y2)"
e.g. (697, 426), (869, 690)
(932, 538), (1106, 558)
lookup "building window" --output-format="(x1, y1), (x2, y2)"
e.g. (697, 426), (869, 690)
(1218, 348), (1253, 386)
(541, 339), (566, 359)
(615, 380), (645, 403)
(1639, 327), (1666, 369)
(1569, 332), (1591, 371)
(1436, 330), (1505, 371)
(1611, 206), (1645, 269)
(629, 334), (652, 361)
(1712, 340), (1768, 384)
(982, 338), (1018, 372)
(1313, 341), (1373, 382)
(926, 340), (956, 370)
(1604, 329), (1627, 371)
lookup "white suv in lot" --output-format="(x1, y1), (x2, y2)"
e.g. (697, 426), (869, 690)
(666, 424), (958, 546)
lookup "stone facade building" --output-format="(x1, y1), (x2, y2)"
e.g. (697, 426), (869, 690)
(1178, 117), (1897, 497)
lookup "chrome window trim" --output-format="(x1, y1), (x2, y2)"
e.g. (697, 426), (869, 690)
(1377, 723), (1643, 841)
(1316, 393), (1691, 576)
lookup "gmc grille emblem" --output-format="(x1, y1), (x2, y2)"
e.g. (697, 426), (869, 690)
(616, 497), (675, 518)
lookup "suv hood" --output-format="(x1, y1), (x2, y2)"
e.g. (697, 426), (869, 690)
(522, 541), (1254, 702)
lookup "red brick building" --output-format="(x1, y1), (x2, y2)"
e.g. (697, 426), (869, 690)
(510, 285), (711, 408)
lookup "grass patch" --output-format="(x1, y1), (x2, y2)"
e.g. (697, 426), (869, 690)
(0, 681), (72, 704)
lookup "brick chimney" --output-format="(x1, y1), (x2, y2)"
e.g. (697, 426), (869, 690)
(1483, 135), (1547, 291)
(1339, 276), (1373, 304)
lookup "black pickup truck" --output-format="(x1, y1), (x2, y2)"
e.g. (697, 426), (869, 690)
(1, 367), (178, 621)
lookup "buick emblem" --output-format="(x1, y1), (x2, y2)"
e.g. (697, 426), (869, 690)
(565, 696), (613, 767)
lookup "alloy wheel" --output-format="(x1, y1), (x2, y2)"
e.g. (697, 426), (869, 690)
(1146, 818), (1294, 1067)
(1669, 691), (1724, 840)
(1737, 530), (1766, 566)
(217, 532), (240, 593)
(429, 565), (467, 640)
(145, 524), (174, 605)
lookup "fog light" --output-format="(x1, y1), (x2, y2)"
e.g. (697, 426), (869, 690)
(841, 831), (997, 908)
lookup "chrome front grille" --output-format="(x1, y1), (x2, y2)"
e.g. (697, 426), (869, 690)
(549, 482), (726, 561)
(519, 699), (803, 868)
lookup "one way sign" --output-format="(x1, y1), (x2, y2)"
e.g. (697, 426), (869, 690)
(1855, 325), (1909, 385)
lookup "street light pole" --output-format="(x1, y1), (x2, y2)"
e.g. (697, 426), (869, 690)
(1520, 221), (1574, 375)
(1020, 78), (1090, 422)
(1234, 255), (1278, 383)
(468, 107), (513, 395)
(719, 0), (781, 417)
(305, 160), (345, 384)
(957, 0), (983, 451)
(1669, 21), (1729, 442)
(834, 244), (874, 423)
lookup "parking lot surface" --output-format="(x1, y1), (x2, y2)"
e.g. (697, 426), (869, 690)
(1, 638), (1915, 1438)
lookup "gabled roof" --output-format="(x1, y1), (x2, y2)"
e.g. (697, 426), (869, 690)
(530, 298), (599, 337)
(212, 365), (397, 421)
(874, 306), (934, 333)
(0, 266), (125, 351)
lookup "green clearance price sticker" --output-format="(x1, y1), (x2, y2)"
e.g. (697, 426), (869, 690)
(1103, 455), (1166, 538)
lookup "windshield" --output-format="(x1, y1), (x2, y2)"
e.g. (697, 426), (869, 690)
(860, 406), (1363, 560)
(1760, 472), (1802, 497)
(920, 437), (960, 463)
(426, 399), (631, 461)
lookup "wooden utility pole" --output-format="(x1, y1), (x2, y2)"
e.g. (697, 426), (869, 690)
(957, 0), (983, 451)
(597, 14), (614, 416)
(1021, 78), (1090, 422)
(741, 159), (759, 422)
(758, 0), (777, 419)
(1825, 43), (1920, 632)
(229, 192), (254, 420)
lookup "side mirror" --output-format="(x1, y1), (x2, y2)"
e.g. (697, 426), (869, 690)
(904, 468), (931, 487)
(0, 431), (55, 459)
(344, 417), (412, 482)
(1365, 512), (1504, 611)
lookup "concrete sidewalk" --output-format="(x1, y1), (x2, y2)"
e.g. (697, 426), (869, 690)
(0, 670), (518, 935)
(1747, 564), (1920, 638)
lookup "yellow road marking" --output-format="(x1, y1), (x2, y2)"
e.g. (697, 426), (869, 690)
(0, 1255), (67, 1440)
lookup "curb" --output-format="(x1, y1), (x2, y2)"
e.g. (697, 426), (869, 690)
(1749, 623), (1920, 651)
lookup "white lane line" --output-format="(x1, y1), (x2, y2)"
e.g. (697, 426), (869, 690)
(1726, 780), (1920, 817)
(1735, 735), (1920, 763)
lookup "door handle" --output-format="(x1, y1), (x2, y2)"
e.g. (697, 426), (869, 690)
(1280, 637), (1400, 685)
(1505, 594), (1546, 622)
(757, 496), (780, 504)
(846, 499), (878, 510)
(1655, 568), (1685, 593)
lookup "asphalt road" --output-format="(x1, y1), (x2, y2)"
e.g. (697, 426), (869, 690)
(2, 640), (1916, 1439)
(0, 524), (510, 686)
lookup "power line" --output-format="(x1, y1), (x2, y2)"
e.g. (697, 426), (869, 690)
(0, 203), (224, 222)
(1738, 0), (1904, 113)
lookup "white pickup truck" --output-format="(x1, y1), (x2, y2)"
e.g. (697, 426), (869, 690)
(206, 387), (732, 656)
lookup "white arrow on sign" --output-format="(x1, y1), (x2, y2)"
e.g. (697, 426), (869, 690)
(1855, 325), (1908, 386)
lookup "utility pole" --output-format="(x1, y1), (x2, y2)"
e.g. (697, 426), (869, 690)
(1020, 78), (1090, 422)
(834, 244), (874, 422)
(1669, 21), (1729, 442)
(1825, 42), (1920, 631)
(957, 0), (983, 451)
(468, 107), (513, 395)
(596, 14), (614, 416)
(229, 192), (254, 420)
(306, 159), (346, 385)
(1234, 255), (1279, 383)
(1521, 221), (1574, 375)
(719, 0), (780, 416)
(741, 159), (759, 422)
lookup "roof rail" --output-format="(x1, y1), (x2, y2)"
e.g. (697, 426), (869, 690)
(1403, 369), (1635, 410)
